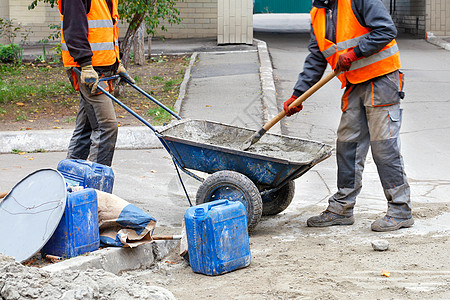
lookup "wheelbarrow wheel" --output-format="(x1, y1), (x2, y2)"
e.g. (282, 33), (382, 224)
(196, 170), (262, 232)
(261, 181), (295, 216)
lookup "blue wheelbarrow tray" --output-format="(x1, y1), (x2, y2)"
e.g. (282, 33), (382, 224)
(80, 72), (333, 193)
(160, 119), (333, 190)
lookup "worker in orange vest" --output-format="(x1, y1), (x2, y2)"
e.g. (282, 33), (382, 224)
(59, 0), (134, 166)
(285, 0), (413, 231)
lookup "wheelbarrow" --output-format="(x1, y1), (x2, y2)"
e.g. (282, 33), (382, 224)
(88, 72), (333, 231)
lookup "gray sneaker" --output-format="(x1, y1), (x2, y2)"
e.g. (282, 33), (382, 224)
(307, 210), (355, 227)
(371, 215), (414, 232)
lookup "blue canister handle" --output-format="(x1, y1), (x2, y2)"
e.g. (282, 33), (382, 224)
(73, 159), (90, 166)
(207, 200), (229, 210)
(194, 208), (205, 218)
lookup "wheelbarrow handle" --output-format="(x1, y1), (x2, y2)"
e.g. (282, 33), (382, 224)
(117, 76), (182, 121)
(72, 67), (159, 133)
(97, 74), (182, 120)
(72, 67), (182, 122)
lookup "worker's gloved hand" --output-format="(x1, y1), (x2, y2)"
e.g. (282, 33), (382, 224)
(80, 64), (99, 94)
(334, 49), (359, 73)
(283, 95), (303, 117)
(116, 63), (135, 84)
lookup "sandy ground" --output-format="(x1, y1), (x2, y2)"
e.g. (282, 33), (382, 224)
(115, 115), (450, 300)
(125, 183), (450, 299)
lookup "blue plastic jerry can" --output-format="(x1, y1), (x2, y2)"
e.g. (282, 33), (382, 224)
(184, 199), (251, 275)
(41, 188), (99, 258)
(57, 159), (114, 193)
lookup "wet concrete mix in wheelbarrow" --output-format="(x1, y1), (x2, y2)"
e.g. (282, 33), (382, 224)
(161, 120), (332, 163)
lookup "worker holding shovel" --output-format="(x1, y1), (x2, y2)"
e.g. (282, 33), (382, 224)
(59, 0), (134, 166)
(285, 0), (413, 231)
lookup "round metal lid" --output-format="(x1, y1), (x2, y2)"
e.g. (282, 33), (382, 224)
(0, 169), (67, 262)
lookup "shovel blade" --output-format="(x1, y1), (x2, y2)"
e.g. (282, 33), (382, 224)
(241, 128), (267, 151)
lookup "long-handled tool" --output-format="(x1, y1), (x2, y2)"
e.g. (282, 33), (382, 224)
(242, 70), (337, 151)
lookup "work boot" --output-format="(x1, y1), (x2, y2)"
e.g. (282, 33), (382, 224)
(371, 215), (414, 232)
(307, 210), (355, 227)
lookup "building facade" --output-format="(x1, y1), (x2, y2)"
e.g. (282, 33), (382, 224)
(0, 0), (448, 45)
(382, 0), (449, 37)
(0, 0), (253, 45)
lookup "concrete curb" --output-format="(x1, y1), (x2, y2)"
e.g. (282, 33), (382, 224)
(42, 240), (179, 275)
(254, 39), (282, 134)
(426, 32), (450, 51)
(174, 52), (198, 114)
(0, 126), (163, 154)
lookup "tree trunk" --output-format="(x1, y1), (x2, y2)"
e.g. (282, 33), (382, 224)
(120, 12), (145, 68)
(133, 22), (145, 65)
(115, 12), (145, 96)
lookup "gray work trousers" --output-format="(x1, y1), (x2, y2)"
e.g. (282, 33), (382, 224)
(67, 71), (118, 166)
(327, 71), (412, 219)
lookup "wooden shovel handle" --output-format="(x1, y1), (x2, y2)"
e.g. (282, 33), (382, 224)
(152, 235), (182, 240)
(262, 70), (337, 131)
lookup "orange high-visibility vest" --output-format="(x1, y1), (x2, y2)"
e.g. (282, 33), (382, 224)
(311, 0), (401, 88)
(59, 0), (120, 67)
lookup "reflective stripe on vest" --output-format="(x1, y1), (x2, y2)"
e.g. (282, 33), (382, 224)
(60, 0), (120, 67)
(349, 43), (399, 71)
(322, 33), (370, 58)
(311, 0), (401, 87)
(60, 19), (113, 29)
(61, 42), (115, 52)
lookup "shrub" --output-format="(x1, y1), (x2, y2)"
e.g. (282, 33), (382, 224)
(0, 44), (22, 63)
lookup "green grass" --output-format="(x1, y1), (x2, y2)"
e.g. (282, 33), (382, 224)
(150, 56), (166, 63)
(11, 148), (46, 154)
(0, 80), (35, 103)
(0, 79), (74, 103)
(30, 148), (46, 153)
(163, 78), (182, 92)
(0, 64), (24, 76)
(36, 81), (74, 96)
(36, 67), (52, 73)
(15, 111), (28, 121)
(63, 116), (77, 123)
(151, 76), (163, 81)
(0, 108), (6, 114)
(147, 106), (174, 125)
(134, 75), (142, 84)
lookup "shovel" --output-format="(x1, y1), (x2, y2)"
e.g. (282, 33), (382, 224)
(242, 70), (337, 151)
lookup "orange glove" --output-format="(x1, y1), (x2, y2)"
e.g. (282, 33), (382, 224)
(283, 95), (303, 117)
(334, 49), (359, 73)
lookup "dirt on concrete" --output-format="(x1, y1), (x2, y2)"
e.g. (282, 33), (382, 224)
(126, 202), (450, 300)
(0, 254), (175, 300)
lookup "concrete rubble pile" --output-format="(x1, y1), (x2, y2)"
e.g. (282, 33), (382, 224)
(0, 255), (175, 300)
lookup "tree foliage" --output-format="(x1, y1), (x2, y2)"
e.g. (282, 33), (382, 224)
(119, 0), (181, 66)
(29, 0), (182, 66)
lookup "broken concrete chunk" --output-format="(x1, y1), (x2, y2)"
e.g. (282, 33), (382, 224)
(371, 239), (389, 251)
